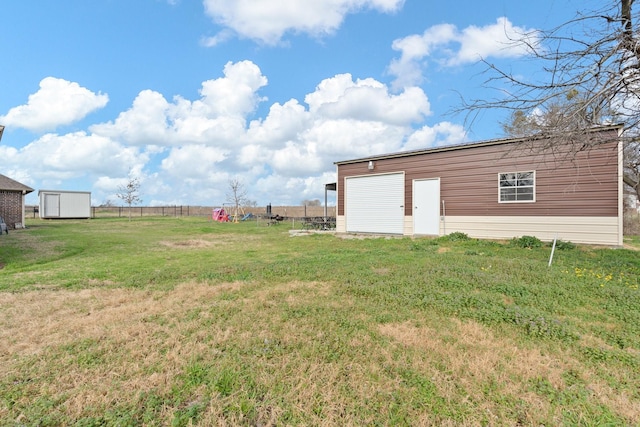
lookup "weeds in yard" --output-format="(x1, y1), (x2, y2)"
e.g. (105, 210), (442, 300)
(510, 235), (543, 248)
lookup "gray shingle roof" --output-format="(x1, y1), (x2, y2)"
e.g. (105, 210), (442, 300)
(0, 174), (34, 193)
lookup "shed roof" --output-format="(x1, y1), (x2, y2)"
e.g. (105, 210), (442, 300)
(0, 174), (34, 193)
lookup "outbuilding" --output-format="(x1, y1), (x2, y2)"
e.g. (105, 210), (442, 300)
(39, 190), (91, 219)
(334, 125), (623, 246)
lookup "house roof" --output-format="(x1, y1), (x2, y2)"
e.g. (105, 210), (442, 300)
(0, 174), (34, 193)
(334, 124), (623, 165)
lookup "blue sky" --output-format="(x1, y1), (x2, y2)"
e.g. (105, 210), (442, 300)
(1, 0), (585, 207)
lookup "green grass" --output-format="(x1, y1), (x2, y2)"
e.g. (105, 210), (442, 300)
(0, 217), (639, 425)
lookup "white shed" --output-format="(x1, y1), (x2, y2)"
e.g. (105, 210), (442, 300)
(39, 190), (91, 219)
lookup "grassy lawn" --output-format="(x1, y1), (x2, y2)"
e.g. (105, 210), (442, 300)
(1, 217), (639, 426)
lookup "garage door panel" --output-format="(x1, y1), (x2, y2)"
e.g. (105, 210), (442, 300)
(345, 173), (404, 234)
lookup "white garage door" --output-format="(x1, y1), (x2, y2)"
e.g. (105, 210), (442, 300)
(345, 173), (405, 234)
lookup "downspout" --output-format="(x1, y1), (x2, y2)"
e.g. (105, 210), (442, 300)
(324, 186), (327, 220)
(617, 129), (624, 247)
(441, 200), (446, 236)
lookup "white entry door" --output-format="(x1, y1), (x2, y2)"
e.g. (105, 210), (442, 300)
(413, 178), (440, 235)
(44, 194), (60, 218)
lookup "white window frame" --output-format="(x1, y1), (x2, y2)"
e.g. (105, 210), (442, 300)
(498, 171), (536, 203)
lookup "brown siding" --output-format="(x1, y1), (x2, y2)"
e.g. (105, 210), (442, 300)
(337, 131), (619, 218)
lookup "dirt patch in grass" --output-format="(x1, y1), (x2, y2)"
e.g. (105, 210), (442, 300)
(159, 233), (262, 249)
(160, 239), (215, 248)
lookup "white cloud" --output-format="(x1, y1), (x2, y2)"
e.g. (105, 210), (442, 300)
(5, 61), (468, 206)
(389, 17), (539, 89)
(450, 17), (538, 66)
(0, 77), (108, 132)
(247, 100), (310, 147)
(300, 118), (407, 161)
(403, 122), (467, 151)
(202, 0), (404, 45)
(306, 74), (431, 125)
(91, 61), (266, 146)
(160, 145), (230, 179)
(90, 90), (172, 145)
(200, 29), (235, 47)
(254, 172), (338, 206)
(0, 131), (145, 194)
(22, 132), (143, 178)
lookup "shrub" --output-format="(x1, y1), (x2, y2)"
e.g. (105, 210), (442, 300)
(441, 231), (470, 242)
(510, 235), (542, 249)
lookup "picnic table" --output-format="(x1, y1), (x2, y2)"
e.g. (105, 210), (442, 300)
(266, 214), (285, 226)
(302, 216), (336, 230)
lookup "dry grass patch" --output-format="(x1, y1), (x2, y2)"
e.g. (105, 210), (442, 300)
(0, 282), (245, 418)
(2, 279), (393, 425)
(0, 281), (238, 357)
(379, 319), (640, 425)
(160, 239), (215, 248)
(158, 233), (261, 250)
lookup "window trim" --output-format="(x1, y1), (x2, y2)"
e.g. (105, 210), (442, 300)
(498, 170), (536, 203)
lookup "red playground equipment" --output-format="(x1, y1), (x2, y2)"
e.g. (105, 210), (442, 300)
(212, 208), (229, 222)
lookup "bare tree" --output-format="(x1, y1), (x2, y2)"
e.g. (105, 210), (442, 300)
(302, 199), (321, 206)
(116, 177), (142, 221)
(624, 139), (640, 199)
(463, 1), (640, 198)
(501, 97), (640, 199)
(226, 178), (249, 221)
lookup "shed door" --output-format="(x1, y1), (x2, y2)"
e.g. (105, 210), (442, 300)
(345, 173), (404, 234)
(413, 178), (440, 235)
(44, 194), (60, 217)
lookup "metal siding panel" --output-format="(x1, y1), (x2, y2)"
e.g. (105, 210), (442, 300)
(444, 215), (621, 246)
(337, 129), (621, 225)
(346, 173), (404, 234)
(59, 192), (91, 218)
